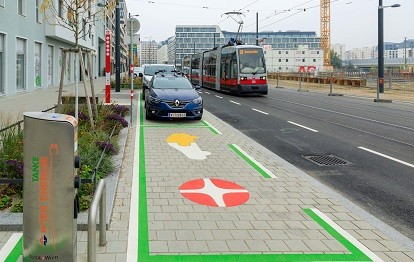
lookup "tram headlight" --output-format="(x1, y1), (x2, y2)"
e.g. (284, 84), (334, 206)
(260, 76), (266, 80)
(240, 77), (247, 81)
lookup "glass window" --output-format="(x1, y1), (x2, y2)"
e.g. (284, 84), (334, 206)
(0, 0), (4, 7)
(18, 0), (23, 15)
(0, 34), (4, 94)
(153, 77), (192, 89)
(16, 38), (26, 91)
(35, 42), (42, 88)
(239, 48), (266, 74)
(36, 0), (41, 22)
(48, 45), (53, 86)
(58, 0), (63, 18)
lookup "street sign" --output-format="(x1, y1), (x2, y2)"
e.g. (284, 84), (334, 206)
(126, 18), (140, 35)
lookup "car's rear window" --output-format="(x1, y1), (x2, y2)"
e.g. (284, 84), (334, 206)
(144, 66), (175, 76)
(153, 77), (193, 89)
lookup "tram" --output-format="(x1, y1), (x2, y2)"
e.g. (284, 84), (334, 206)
(184, 44), (268, 95)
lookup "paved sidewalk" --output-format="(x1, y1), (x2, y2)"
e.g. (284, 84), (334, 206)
(1, 85), (414, 261)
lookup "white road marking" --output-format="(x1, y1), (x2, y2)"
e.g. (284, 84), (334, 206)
(205, 92), (211, 94)
(230, 100), (241, 105)
(287, 121), (319, 132)
(358, 147), (414, 168)
(232, 144), (277, 178)
(215, 95), (223, 99)
(312, 208), (384, 262)
(252, 108), (269, 115)
(126, 103), (140, 261)
(0, 233), (22, 261)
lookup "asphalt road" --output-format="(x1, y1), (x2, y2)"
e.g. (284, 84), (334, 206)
(200, 86), (414, 240)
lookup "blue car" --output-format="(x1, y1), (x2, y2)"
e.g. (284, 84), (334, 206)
(144, 73), (203, 120)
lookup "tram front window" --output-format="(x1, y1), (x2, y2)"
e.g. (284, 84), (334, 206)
(239, 49), (266, 74)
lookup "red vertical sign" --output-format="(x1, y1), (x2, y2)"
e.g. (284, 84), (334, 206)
(105, 30), (111, 103)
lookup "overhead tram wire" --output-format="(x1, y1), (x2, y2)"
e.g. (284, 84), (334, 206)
(253, 0), (355, 30)
(243, 0), (317, 28)
(238, 0), (259, 11)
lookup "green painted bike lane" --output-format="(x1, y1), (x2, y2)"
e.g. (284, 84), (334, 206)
(136, 96), (373, 262)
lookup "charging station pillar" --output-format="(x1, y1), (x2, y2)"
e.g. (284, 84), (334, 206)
(23, 112), (80, 261)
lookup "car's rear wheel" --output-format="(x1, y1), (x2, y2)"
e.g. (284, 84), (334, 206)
(142, 88), (146, 100)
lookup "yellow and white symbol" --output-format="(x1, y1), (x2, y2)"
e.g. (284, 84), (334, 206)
(167, 133), (211, 160)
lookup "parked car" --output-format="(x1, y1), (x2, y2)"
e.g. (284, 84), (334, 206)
(133, 66), (144, 78)
(144, 72), (203, 120)
(139, 64), (176, 100)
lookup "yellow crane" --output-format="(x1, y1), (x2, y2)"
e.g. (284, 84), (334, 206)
(320, 0), (331, 68)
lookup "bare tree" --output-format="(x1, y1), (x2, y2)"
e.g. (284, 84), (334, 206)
(40, 0), (115, 130)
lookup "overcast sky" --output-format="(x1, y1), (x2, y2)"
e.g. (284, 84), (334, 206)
(126, 0), (413, 50)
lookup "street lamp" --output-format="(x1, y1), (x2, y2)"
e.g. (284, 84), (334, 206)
(115, 0), (120, 92)
(377, 0), (400, 100)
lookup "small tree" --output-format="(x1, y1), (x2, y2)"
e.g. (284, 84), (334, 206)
(40, 0), (115, 130)
(330, 50), (342, 69)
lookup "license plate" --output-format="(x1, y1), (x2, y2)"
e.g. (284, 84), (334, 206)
(169, 113), (186, 118)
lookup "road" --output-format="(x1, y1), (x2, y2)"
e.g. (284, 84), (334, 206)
(200, 86), (414, 240)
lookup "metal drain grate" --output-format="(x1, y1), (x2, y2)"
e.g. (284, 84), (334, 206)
(304, 154), (351, 167)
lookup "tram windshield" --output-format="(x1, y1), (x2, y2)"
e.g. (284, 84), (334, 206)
(238, 49), (266, 74)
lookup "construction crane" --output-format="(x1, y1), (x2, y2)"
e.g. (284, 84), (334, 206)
(320, 0), (331, 68)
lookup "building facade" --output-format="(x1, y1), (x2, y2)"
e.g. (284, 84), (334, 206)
(140, 41), (158, 65)
(265, 46), (324, 73)
(331, 43), (346, 60)
(157, 45), (168, 64)
(170, 25), (321, 68)
(0, 0), (127, 98)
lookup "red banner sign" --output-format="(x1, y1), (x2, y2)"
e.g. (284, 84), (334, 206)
(105, 30), (111, 103)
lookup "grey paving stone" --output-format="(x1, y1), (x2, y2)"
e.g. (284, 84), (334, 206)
(230, 230), (253, 240)
(176, 230), (196, 241)
(149, 241), (169, 253)
(245, 239), (270, 252)
(106, 240), (127, 253)
(265, 240), (291, 252)
(207, 240), (229, 252)
(187, 240), (210, 253)
(385, 251), (413, 261)
(226, 240), (250, 252)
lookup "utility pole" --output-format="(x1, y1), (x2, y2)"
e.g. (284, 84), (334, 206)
(115, 0), (120, 92)
(405, 37), (407, 68)
(256, 12), (259, 46)
(378, 0), (384, 94)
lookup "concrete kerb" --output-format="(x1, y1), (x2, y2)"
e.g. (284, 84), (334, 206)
(0, 121), (130, 231)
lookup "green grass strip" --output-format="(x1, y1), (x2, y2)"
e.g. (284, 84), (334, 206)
(228, 144), (272, 178)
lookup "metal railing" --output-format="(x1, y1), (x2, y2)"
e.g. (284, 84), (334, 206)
(87, 179), (107, 262)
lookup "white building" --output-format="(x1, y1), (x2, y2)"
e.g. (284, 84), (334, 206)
(264, 46), (324, 73)
(331, 43), (346, 60)
(348, 47), (375, 60)
(157, 45), (168, 64)
(0, 1), (124, 98)
(140, 41), (158, 65)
